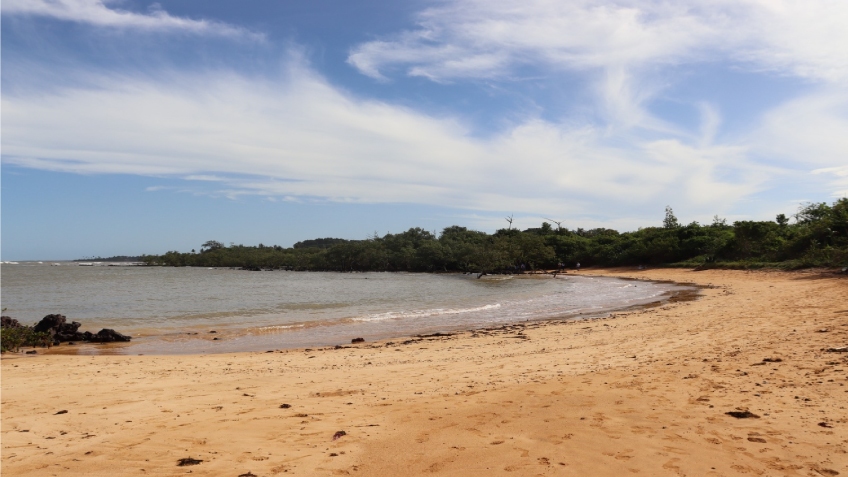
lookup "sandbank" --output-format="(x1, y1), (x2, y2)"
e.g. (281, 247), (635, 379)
(2, 268), (846, 476)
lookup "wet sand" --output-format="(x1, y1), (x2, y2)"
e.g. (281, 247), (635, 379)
(2, 268), (846, 476)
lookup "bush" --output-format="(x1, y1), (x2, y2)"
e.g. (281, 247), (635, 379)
(1, 326), (52, 353)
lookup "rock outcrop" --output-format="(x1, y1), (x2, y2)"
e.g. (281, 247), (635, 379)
(1, 316), (22, 328)
(33, 314), (131, 343)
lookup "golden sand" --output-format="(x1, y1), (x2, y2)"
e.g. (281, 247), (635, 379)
(2, 268), (846, 476)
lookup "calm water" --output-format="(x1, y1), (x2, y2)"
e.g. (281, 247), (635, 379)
(1, 262), (694, 354)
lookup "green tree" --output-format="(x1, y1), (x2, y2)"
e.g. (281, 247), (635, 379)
(663, 206), (680, 229)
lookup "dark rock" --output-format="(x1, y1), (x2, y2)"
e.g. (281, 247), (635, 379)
(332, 430), (346, 440)
(34, 314), (67, 334)
(280, 404), (291, 409)
(238, 473), (257, 477)
(55, 410), (68, 415)
(351, 337), (365, 344)
(747, 437), (767, 443)
(726, 410), (760, 419)
(177, 457), (202, 466)
(55, 321), (85, 342)
(33, 315), (124, 343)
(25, 350), (37, 354)
(86, 329), (132, 343)
(1, 316), (21, 328)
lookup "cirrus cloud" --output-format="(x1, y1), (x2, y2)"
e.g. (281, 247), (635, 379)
(2, 0), (262, 39)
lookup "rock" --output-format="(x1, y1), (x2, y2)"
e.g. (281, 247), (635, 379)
(55, 410), (68, 415)
(826, 347), (848, 353)
(280, 404), (291, 409)
(55, 321), (85, 342)
(33, 314), (67, 334)
(25, 350), (37, 354)
(33, 314), (113, 343)
(85, 329), (131, 343)
(726, 410), (760, 419)
(351, 337), (365, 344)
(332, 430), (346, 440)
(177, 457), (202, 466)
(1, 316), (21, 328)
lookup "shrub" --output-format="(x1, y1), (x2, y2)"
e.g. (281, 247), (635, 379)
(1, 326), (52, 353)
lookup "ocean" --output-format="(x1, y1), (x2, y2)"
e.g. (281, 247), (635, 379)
(0, 262), (695, 354)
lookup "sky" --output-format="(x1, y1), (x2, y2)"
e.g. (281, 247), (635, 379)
(2, 0), (847, 260)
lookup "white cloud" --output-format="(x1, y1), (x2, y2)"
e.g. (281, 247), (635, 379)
(749, 90), (848, 169)
(812, 166), (848, 199)
(1, 0), (261, 39)
(349, 0), (848, 84)
(348, 0), (848, 139)
(1, 58), (780, 225)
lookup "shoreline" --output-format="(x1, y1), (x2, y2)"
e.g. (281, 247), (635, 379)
(2, 267), (846, 476)
(31, 272), (701, 356)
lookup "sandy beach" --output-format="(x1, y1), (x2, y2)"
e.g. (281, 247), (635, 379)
(2, 267), (846, 476)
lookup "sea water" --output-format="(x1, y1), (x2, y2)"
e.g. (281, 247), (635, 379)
(0, 262), (694, 354)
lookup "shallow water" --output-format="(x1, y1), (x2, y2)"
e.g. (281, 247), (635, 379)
(1, 262), (694, 354)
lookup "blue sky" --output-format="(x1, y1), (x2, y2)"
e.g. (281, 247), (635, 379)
(2, 0), (847, 260)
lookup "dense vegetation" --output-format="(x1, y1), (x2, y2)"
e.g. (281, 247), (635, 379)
(73, 255), (143, 262)
(141, 200), (848, 272)
(0, 322), (51, 353)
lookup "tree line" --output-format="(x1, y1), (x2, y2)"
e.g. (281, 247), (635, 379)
(141, 199), (848, 272)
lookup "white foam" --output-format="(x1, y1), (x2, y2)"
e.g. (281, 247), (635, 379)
(354, 303), (502, 322)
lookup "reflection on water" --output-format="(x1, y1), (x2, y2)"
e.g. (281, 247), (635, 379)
(1, 262), (695, 354)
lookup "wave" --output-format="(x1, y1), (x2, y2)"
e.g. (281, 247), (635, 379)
(353, 303), (502, 322)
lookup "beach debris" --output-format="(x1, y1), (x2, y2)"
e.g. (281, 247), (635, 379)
(726, 410), (760, 419)
(817, 328), (830, 333)
(55, 410), (68, 415)
(811, 465), (841, 476)
(332, 430), (347, 440)
(351, 337), (365, 344)
(825, 347), (848, 353)
(177, 457), (202, 466)
(280, 404), (291, 409)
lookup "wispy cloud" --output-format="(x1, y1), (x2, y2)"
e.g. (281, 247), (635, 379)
(2, 0), (262, 39)
(347, 0), (848, 139)
(348, 0), (848, 84)
(1, 55), (793, 226)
